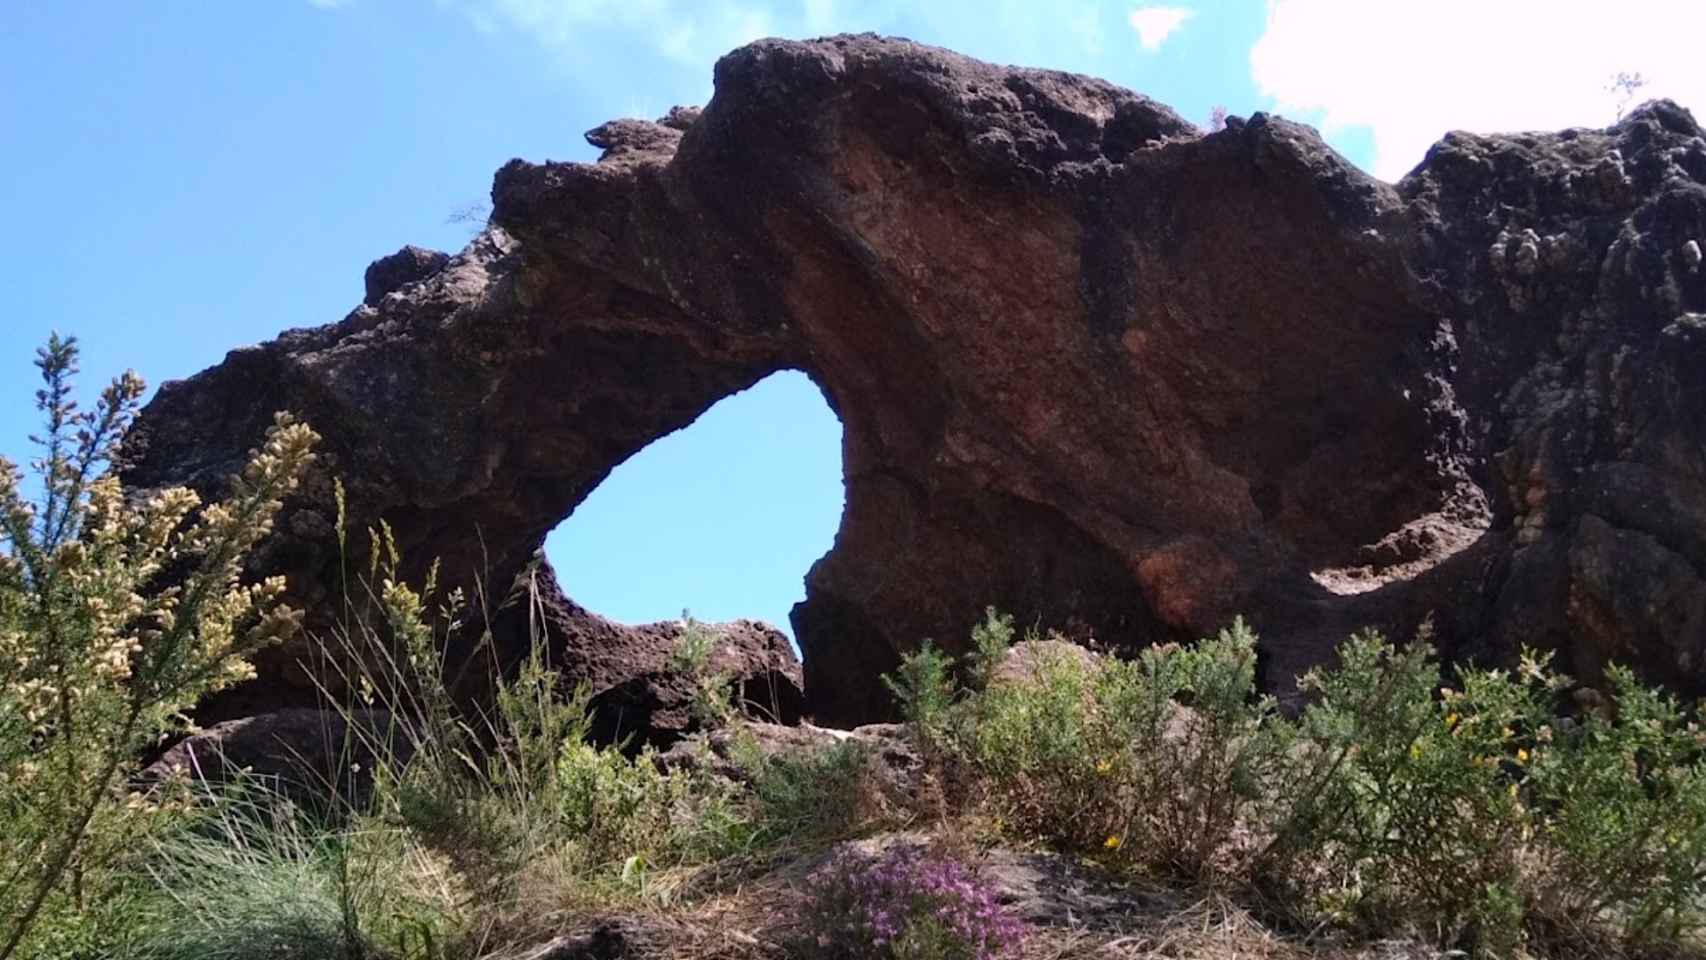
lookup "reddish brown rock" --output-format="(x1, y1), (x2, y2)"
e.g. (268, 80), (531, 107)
(138, 708), (402, 805)
(512, 560), (804, 747)
(123, 36), (1706, 726)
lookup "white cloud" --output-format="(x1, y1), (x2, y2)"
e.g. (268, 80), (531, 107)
(1251, 0), (1706, 180)
(1128, 6), (1194, 52)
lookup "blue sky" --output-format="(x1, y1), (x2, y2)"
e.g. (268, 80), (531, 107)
(3, 1), (1701, 637)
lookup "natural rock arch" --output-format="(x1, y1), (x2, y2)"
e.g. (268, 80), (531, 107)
(125, 35), (1706, 727)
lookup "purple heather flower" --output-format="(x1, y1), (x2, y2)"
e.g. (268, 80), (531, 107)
(803, 846), (1026, 959)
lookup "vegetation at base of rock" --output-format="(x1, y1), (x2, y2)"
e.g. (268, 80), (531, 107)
(886, 619), (1706, 957)
(0, 337), (319, 960)
(671, 612), (736, 728)
(6, 337), (1706, 960)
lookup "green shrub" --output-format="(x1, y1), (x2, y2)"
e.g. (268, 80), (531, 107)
(937, 619), (1291, 880)
(333, 561), (760, 917)
(0, 335), (318, 959)
(888, 611), (1706, 955)
(1521, 664), (1706, 946)
(1276, 631), (1706, 955)
(883, 639), (957, 752)
(1273, 629), (1536, 952)
(952, 640), (1102, 844)
(670, 612), (734, 729)
(962, 607), (1016, 693)
(1100, 619), (1294, 878)
(735, 733), (883, 847)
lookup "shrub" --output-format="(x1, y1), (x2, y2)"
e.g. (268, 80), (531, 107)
(734, 733), (887, 847)
(327, 554), (759, 919)
(1521, 664), (1706, 947)
(910, 618), (1292, 881)
(962, 607), (1015, 693)
(799, 845), (1024, 960)
(883, 639), (957, 753)
(952, 640), (1102, 843)
(888, 610), (1706, 955)
(1272, 629), (1536, 952)
(1097, 619), (1295, 878)
(0, 335), (318, 959)
(1275, 630), (1706, 955)
(670, 612), (734, 729)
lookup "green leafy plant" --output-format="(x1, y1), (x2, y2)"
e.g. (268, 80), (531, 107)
(1275, 629), (1535, 952)
(1521, 664), (1706, 947)
(733, 733), (887, 847)
(670, 612), (734, 729)
(962, 607), (1015, 693)
(1100, 619), (1294, 878)
(1275, 630), (1706, 955)
(883, 640), (957, 753)
(942, 619), (1291, 880)
(0, 335), (318, 959)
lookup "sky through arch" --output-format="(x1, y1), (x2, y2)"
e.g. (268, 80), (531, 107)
(544, 371), (844, 641)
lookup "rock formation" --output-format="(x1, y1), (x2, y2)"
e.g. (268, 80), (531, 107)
(123, 35), (1706, 727)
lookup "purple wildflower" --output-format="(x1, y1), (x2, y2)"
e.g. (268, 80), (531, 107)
(802, 845), (1026, 959)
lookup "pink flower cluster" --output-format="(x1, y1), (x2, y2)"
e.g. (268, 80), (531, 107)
(803, 845), (1025, 959)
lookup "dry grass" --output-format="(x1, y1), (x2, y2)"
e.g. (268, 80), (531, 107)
(466, 834), (1706, 960)
(479, 839), (1460, 960)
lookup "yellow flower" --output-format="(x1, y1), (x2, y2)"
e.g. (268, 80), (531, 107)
(1508, 783), (1520, 800)
(1095, 758), (1114, 775)
(1103, 835), (1123, 851)
(1515, 748), (1530, 765)
(1409, 743), (1424, 760)
(1445, 712), (1460, 730)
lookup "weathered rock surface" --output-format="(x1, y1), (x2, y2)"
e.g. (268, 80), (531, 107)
(654, 719), (919, 801)
(516, 562), (805, 747)
(124, 34), (1706, 726)
(362, 244), (450, 307)
(137, 708), (402, 805)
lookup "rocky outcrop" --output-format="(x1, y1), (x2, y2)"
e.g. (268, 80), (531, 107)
(516, 562), (805, 747)
(362, 244), (450, 306)
(124, 34), (1706, 726)
(137, 708), (403, 805)
(654, 720), (919, 801)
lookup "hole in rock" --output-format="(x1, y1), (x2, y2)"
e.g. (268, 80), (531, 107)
(544, 370), (844, 650)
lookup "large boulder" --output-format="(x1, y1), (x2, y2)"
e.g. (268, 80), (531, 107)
(516, 562), (805, 748)
(123, 35), (1706, 726)
(137, 708), (403, 805)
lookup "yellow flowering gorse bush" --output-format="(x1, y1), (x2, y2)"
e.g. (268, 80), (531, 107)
(0, 335), (318, 960)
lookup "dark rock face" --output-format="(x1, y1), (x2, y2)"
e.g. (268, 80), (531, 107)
(124, 35), (1706, 727)
(138, 708), (402, 805)
(362, 244), (450, 306)
(517, 562), (805, 747)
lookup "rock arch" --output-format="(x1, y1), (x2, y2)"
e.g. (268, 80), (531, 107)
(125, 36), (1706, 726)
